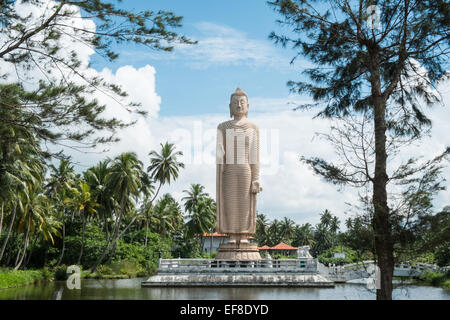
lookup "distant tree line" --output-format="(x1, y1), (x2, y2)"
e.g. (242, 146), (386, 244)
(255, 207), (449, 267)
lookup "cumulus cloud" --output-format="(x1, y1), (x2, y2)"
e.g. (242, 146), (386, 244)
(150, 21), (292, 69)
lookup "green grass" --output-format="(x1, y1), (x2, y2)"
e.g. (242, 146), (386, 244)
(0, 269), (51, 289)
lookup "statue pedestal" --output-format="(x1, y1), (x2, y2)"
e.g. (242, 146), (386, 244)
(215, 242), (261, 260)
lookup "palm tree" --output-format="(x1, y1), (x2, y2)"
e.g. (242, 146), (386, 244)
(267, 219), (282, 246)
(45, 159), (75, 196)
(292, 223), (316, 248)
(256, 213), (269, 245)
(65, 181), (99, 265)
(14, 184), (60, 270)
(320, 209), (333, 228)
(90, 152), (143, 272)
(330, 216), (341, 234)
(148, 142), (184, 201)
(0, 145), (43, 263)
(152, 194), (183, 237)
(84, 160), (112, 240)
(182, 184), (208, 213)
(0, 101), (42, 262)
(313, 223), (333, 256)
(279, 217), (296, 243)
(45, 159), (75, 266)
(116, 142), (184, 241)
(183, 189), (216, 249)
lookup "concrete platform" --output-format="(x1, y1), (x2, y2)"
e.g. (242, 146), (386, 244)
(142, 273), (334, 287)
(141, 258), (334, 288)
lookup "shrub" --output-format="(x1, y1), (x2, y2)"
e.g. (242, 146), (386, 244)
(419, 270), (446, 286)
(53, 265), (68, 280)
(95, 264), (113, 275)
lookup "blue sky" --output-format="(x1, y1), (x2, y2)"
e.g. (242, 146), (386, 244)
(90, 0), (304, 117)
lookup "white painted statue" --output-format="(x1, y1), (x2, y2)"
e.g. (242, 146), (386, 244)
(216, 88), (262, 245)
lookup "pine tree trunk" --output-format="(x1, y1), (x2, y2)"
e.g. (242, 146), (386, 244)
(371, 63), (394, 300)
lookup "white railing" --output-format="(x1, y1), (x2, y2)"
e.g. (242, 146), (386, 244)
(324, 260), (447, 281)
(158, 258), (317, 271)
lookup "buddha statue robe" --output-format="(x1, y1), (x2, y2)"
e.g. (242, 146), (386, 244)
(216, 119), (260, 235)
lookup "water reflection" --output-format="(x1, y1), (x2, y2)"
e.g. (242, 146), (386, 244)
(0, 278), (448, 300)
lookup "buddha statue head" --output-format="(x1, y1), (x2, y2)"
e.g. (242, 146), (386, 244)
(229, 87), (249, 118)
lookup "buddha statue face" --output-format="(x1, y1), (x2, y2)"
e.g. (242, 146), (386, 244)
(229, 89), (249, 118)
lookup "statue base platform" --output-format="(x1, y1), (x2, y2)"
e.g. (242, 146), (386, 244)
(215, 242), (261, 260)
(141, 257), (334, 288)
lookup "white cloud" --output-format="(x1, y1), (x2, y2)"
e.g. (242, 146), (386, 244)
(175, 22), (290, 69)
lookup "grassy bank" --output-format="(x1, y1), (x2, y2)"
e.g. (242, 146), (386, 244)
(0, 262), (155, 290)
(0, 268), (52, 289)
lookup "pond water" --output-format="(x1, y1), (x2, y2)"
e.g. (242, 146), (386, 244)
(1, 278), (449, 300)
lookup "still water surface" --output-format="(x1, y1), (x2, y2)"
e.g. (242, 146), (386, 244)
(1, 278), (449, 300)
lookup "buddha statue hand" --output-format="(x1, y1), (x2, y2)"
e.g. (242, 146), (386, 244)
(251, 180), (262, 193)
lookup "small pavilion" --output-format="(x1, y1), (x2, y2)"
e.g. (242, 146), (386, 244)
(259, 242), (298, 256)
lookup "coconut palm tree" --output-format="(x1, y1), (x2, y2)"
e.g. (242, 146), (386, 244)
(184, 192), (216, 249)
(14, 184), (60, 270)
(267, 219), (282, 246)
(320, 209), (333, 228)
(279, 217), (296, 243)
(84, 160), (113, 240)
(65, 181), (99, 265)
(45, 159), (76, 196)
(182, 184), (208, 214)
(292, 223), (316, 248)
(256, 213), (269, 245)
(117, 143), (184, 240)
(330, 215), (340, 234)
(152, 194), (183, 238)
(45, 159), (76, 266)
(90, 152), (143, 271)
(148, 142), (184, 201)
(313, 223), (333, 256)
(0, 144), (43, 263)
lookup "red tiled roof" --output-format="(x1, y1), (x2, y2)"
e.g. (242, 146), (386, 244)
(270, 242), (298, 250)
(258, 245), (271, 250)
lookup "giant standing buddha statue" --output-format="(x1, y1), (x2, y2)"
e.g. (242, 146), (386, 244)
(215, 88), (262, 260)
